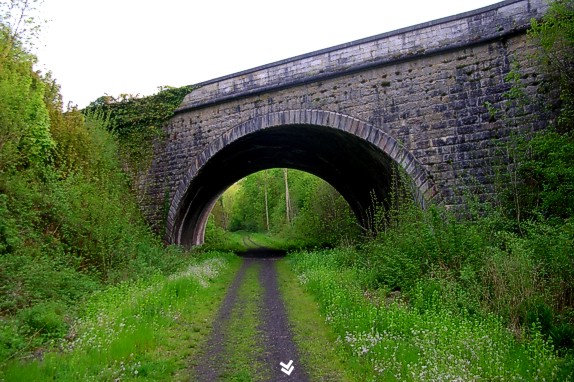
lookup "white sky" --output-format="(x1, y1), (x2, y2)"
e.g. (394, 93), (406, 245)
(36, 0), (501, 108)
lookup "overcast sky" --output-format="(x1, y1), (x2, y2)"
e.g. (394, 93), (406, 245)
(35, 0), (501, 108)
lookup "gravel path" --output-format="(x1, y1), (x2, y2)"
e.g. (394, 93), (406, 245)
(257, 258), (309, 381)
(191, 253), (309, 381)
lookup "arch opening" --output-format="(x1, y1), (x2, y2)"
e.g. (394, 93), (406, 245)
(207, 168), (360, 248)
(170, 120), (430, 247)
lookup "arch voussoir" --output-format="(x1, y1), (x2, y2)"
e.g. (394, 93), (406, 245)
(167, 109), (438, 245)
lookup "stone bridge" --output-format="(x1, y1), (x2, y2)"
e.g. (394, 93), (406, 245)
(142, 0), (550, 246)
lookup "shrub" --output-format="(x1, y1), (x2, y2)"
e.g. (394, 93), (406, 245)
(18, 302), (68, 340)
(0, 19), (191, 363)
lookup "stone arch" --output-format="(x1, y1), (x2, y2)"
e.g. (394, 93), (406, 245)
(167, 109), (438, 246)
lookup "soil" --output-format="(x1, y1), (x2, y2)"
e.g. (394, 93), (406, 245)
(191, 251), (309, 381)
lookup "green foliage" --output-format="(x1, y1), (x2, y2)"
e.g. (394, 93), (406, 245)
(203, 214), (231, 249)
(0, 31), (53, 169)
(42, 73), (93, 177)
(83, 86), (193, 183)
(284, 175), (574, 365)
(529, 0), (574, 132)
(85, 86), (193, 138)
(1, 253), (236, 380)
(18, 301), (68, 340)
(213, 169), (360, 248)
(288, 247), (569, 380)
(227, 170), (273, 232)
(286, 180), (360, 247)
(517, 130), (574, 219)
(0, 15), (192, 365)
(504, 1), (574, 220)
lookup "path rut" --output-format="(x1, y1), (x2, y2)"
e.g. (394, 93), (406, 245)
(191, 253), (309, 381)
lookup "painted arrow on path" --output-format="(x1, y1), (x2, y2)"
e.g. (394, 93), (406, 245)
(280, 360), (294, 376)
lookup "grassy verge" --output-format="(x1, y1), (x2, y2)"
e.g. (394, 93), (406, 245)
(0, 251), (240, 381)
(287, 248), (571, 381)
(247, 232), (292, 250)
(276, 259), (352, 381)
(204, 230), (250, 252)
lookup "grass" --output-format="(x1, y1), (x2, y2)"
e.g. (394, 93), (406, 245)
(204, 229), (297, 252)
(275, 259), (353, 381)
(0, 251), (240, 381)
(247, 232), (291, 249)
(287, 248), (570, 381)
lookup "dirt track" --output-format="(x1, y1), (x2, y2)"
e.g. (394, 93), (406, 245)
(191, 253), (309, 381)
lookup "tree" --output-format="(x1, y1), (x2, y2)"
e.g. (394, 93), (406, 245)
(216, 168), (360, 246)
(0, 0), (44, 56)
(264, 170), (270, 231)
(0, 9), (52, 169)
(283, 168), (292, 226)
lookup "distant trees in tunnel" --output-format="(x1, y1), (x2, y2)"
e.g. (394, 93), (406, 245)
(207, 169), (361, 247)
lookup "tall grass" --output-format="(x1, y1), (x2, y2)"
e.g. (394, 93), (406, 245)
(286, 186), (574, 380)
(0, 252), (235, 381)
(289, 242), (572, 380)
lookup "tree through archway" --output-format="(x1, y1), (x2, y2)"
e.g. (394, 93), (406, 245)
(167, 110), (438, 247)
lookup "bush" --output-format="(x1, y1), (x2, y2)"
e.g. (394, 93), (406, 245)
(288, 247), (568, 380)
(518, 131), (574, 219)
(0, 320), (24, 362)
(18, 302), (68, 340)
(0, 20), (191, 363)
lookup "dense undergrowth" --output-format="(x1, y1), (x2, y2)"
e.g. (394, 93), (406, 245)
(0, 9), (194, 367)
(1, 252), (237, 381)
(287, 200), (574, 380)
(288, 246), (569, 380)
(205, 168), (361, 250)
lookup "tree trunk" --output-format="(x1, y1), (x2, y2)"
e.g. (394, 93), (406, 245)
(284, 168), (292, 226)
(264, 170), (270, 232)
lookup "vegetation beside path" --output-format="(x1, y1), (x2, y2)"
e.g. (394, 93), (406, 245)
(1, 252), (241, 381)
(0, 3), (198, 369)
(287, 242), (572, 381)
(276, 260), (352, 381)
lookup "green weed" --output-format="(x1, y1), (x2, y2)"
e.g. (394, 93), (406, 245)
(288, 248), (569, 380)
(0, 252), (236, 381)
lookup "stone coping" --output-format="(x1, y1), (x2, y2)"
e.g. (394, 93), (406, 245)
(177, 0), (547, 112)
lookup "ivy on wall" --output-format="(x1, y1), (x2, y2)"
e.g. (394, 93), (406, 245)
(83, 85), (194, 184)
(84, 85), (193, 137)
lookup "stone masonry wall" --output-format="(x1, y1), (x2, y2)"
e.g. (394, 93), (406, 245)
(141, 0), (550, 236)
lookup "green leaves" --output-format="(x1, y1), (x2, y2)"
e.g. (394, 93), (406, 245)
(0, 14), (196, 365)
(520, 130), (574, 218)
(0, 33), (53, 169)
(529, 0), (574, 133)
(84, 85), (193, 138)
(214, 169), (359, 247)
(83, 85), (193, 183)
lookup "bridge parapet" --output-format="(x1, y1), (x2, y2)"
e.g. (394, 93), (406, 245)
(179, 0), (547, 112)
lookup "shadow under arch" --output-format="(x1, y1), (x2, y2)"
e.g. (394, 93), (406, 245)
(167, 110), (439, 247)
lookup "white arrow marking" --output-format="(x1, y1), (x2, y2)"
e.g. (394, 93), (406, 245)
(280, 359), (294, 375)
